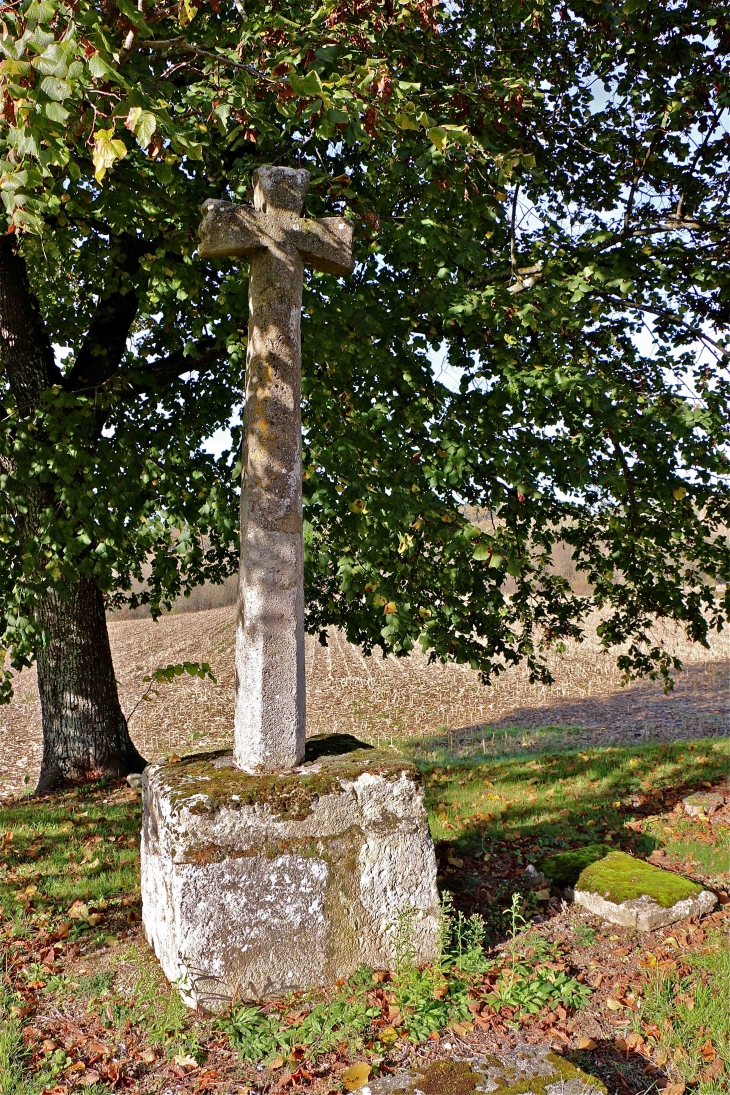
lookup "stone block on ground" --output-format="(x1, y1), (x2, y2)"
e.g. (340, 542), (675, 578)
(540, 845), (610, 889)
(141, 734), (440, 1010)
(682, 792), (725, 818)
(363, 1047), (606, 1095)
(573, 850), (716, 931)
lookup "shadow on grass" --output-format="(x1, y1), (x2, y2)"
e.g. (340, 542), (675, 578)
(409, 736), (728, 944)
(565, 1040), (668, 1095)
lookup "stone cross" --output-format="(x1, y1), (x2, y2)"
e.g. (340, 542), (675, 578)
(198, 166), (353, 773)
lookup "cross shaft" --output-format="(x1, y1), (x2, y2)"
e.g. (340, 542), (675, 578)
(198, 167), (353, 771)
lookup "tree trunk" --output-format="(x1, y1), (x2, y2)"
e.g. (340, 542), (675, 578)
(0, 236), (145, 794)
(35, 578), (145, 793)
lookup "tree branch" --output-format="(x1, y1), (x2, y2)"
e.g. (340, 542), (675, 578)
(144, 38), (281, 83)
(121, 337), (225, 397)
(599, 293), (728, 358)
(62, 235), (150, 394)
(0, 236), (63, 410)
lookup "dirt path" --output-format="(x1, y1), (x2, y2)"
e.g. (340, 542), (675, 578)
(1, 606), (727, 798)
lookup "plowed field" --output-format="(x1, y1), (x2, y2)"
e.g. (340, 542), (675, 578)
(1, 606), (727, 799)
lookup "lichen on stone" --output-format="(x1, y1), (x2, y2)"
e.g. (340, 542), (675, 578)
(162, 733), (421, 821)
(540, 845), (610, 888)
(575, 850), (701, 908)
(405, 1051), (606, 1095)
(411, 1060), (481, 1095)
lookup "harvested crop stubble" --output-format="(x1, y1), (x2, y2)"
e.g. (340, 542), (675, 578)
(0, 607), (727, 799)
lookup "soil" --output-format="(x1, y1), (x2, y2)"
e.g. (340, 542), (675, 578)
(1, 607), (727, 800)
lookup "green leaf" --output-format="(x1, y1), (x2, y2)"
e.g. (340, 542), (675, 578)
(116, 0), (153, 36)
(427, 126), (448, 152)
(39, 76), (71, 101)
(125, 107), (157, 148)
(88, 52), (116, 82)
(395, 112), (420, 131)
(44, 101), (70, 124)
(289, 70), (324, 97)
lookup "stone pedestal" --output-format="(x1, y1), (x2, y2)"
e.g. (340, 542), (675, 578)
(141, 735), (440, 1010)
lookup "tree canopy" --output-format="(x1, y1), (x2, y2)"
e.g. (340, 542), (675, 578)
(1, 0), (728, 702)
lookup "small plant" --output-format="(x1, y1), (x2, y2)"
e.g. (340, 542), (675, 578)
(480, 896), (592, 1020)
(127, 661), (217, 723)
(573, 924), (597, 948)
(217, 976), (379, 1065)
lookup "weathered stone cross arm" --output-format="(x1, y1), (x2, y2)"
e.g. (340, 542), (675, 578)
(198, 197), (353, 276)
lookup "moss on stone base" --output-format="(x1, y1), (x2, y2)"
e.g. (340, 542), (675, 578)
(541, 844), (611, 888)
(409, 1051), (605, 1095)
(164, 733), (420, 821)
(576, 850), (701, 908)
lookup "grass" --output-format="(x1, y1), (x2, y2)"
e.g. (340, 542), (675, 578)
(411, 737), (728, 858)
(631, 927), (730, 1093)
(0, 779), (141, 937)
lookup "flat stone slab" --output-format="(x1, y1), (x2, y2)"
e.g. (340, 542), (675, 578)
(141, 734), (440, 1010)
(364, 1047), (605, 1095)
(682, 792), (725, 818)
(573, 850), (716, 931)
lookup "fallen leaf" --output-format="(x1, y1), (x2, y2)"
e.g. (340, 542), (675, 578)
(268, 1056), (285, 1070)
(173, 1053), (198, 1070)
(80, 1073), (101, 1087)
(701, 1058), (725, 1082)
(342, 1062), (371, 1091)
(577, 1037), (596, 1050)
(68, 900), (89, 920)
(139, 1049), (157, 1065)
(606, 998), (623, 1011)
(87, 913), (103, 927)
(664, 1084), (685, 1095)
(379, 1026), (398, 1045)
(535, 888), (551, 901)
(447, 856), (463, 868)
(700, 1039), (717, 1062)
(451, 1021), (474, 1036)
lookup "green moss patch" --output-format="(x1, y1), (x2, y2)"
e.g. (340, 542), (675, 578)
(163, 734), (418, 821)
(409, 1051), (605, 1095)
(541, 844), (611, 888)
(576, 850), (702, 908)
(411, 1060), (481, 1095)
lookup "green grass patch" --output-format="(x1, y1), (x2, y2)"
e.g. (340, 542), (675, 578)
(634, 928), (730, 1093)
(217, 900), (590, 1062)
(413, 737), (728, 861)
(0, 779), (141, 931)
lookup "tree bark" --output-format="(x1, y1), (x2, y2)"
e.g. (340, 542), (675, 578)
(35, 580), (145, 792)
(0, 236), (145, 793)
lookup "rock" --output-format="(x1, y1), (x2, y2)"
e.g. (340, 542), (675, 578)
(540, 844), (611, 889)
(141, 734), (440, 1010)
(362, 1046), (605, 1095)
(573, 850), (716, 931)
(127, 772), (144, 790)
(523, 863), (549, 888)
(682, 792), (724, 818)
